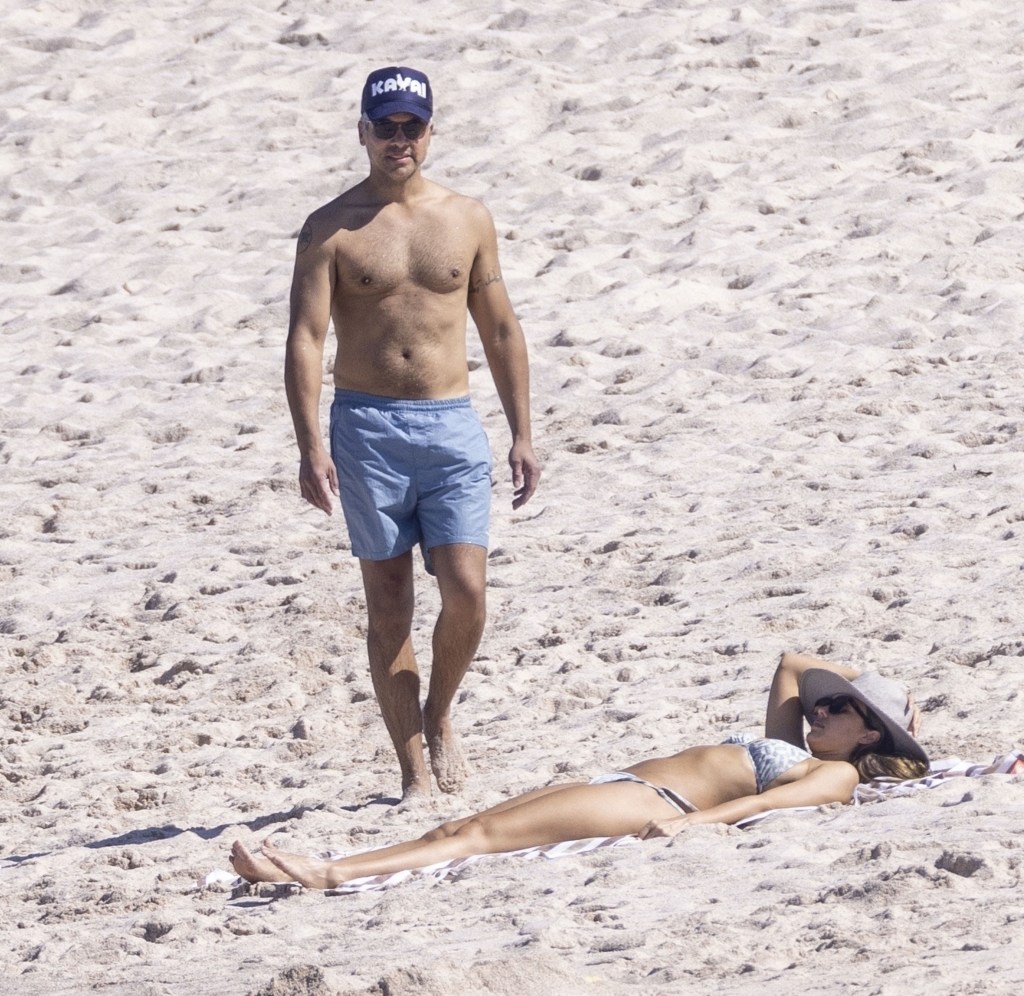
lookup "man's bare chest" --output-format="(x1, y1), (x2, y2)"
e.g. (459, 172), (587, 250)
(335, 217), (475, 296)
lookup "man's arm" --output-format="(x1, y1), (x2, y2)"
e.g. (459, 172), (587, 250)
(284, 216), (338, 516)
(466, 203), (541, 509)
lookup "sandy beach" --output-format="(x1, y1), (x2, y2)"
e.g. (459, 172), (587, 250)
(3, 0), (1024, 992)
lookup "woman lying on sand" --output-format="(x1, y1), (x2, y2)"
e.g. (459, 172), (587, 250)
(231, 652), (929, 889)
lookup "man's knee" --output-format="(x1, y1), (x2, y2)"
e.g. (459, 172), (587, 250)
(432, 547), (487, 611)
(443, 576), (486, 617)
(362, 556), (415, 621)
(366, 598), (414, 635)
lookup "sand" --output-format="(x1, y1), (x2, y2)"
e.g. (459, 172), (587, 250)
(3, 0), (1024, 992)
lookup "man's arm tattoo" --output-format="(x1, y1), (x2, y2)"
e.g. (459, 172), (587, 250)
(469, 271), (502, 295)
(297, 220), (312, 254)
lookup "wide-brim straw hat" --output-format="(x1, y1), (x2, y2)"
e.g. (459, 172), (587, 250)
(799, 668), (929, 766)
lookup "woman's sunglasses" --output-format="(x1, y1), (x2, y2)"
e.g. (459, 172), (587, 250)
(365, 118), (429, 141)
(817, 695), (875, 726)
(816, 695), (894, 750)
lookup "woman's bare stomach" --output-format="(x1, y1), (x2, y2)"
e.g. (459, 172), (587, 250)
(622, 745), (763, 811)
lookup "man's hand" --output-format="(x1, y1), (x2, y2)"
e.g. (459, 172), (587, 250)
(298, 451), (339, 515)
(509, 440), (541, 509)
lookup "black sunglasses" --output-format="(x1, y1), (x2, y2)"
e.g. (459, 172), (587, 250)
(366, 118), (429, 141)
(817, 694), (875, 727)
(817, 694), (898, 754)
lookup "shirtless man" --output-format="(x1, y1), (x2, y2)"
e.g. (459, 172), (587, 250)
(284, 66), (541, 802)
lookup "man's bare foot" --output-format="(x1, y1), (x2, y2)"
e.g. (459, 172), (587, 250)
(230, 840), (296, 884)
(260, 838), (342, 890)
(399, 773), (432, 802)
(425, 716), (467, 794)
(396, 775), (432, 809)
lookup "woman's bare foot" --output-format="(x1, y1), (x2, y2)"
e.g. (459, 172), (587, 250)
(230, 840), (296, 884)
(426, 717), (467, 794)
(260, 838), (343, 890)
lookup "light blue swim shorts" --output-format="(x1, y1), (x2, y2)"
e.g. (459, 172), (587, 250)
(329, 390), (493, 564)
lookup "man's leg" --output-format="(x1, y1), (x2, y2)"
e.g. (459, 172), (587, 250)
(360, 552), (430, 800)
(423, 542), (487, 793)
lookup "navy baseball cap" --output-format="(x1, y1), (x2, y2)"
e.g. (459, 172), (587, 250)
(361, 66), (432, 121)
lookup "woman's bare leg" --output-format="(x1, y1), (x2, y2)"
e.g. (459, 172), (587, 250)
(228, 783), (582, 884)
(419, 782), (586, 838)
(256, 781), (681, 889)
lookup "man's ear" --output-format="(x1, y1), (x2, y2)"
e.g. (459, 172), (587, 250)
(357, 121), (367, 147)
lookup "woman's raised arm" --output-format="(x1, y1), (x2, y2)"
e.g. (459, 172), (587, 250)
(764, 652), (861, 746)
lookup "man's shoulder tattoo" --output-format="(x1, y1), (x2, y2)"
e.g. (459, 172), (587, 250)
(469, 271), (502, 295)
(297, 220), (313, 254)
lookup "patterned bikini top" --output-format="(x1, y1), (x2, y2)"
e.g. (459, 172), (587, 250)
(722, 732), (812, 793)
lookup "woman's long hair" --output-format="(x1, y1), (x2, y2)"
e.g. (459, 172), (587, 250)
(851, 751), (928, 783)
(850, 711), (929, 783)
